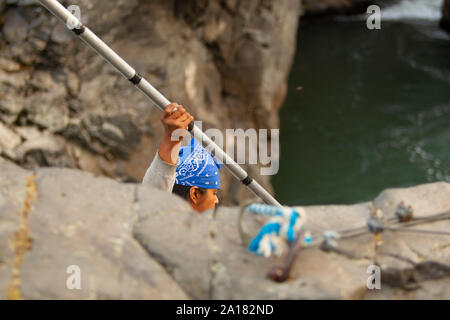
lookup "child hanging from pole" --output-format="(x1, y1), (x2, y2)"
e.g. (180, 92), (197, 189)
(142, 103), (221, 213)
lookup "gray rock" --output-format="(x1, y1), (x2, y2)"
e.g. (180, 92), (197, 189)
(3, 9), (28, 43)
(13, 127), (72, 168)
(23, 72), (69, 132)
(0, 57), (21, 72)
(17, 0), (38, 6)
(50, 22), (74, 44)
(0, 122), (21, 158)
(0, 159), (30, 300)
(134, 180), (450, 299)
(288, 183), (450, 299)
(0, 71), (27, 124)
(83, 114), (143, 159)
(0, 160), (449, 299)
(133, 185), (211, 299)
(0, 160), (188, 299)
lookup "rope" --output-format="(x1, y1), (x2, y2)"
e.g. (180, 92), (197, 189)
(240, 203), (311, 257)
(242, 203), (450, 256)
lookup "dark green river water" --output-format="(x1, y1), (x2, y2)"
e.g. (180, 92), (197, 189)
(272, 17), (450, 206)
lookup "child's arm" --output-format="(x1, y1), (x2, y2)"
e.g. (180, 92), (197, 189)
(142, 103), (193, 192)
(142, 152), (178, 193)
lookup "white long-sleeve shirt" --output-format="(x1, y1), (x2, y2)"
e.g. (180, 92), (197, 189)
(142, 152), (179, 193)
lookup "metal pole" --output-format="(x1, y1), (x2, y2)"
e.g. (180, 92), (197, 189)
(38, 0), (281, 206)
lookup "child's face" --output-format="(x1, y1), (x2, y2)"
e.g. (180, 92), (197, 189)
(189, 188), (219, 213)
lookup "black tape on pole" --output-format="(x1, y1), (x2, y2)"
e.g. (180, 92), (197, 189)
(187, 121), (194, 132)
(72, 25), (86, 35)
(129, 73), (142, 85)
(241, 176), (253, 186)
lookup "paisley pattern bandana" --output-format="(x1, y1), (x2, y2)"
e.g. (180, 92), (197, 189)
(175, 138), (222, 189)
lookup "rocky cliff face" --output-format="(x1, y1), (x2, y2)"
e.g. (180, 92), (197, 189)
(441, 0), (450, 33)
(1, 158), (449, 299)
(0, 0), (300, 204)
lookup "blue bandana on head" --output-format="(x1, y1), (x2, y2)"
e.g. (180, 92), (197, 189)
(175, 138), (222, 189)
